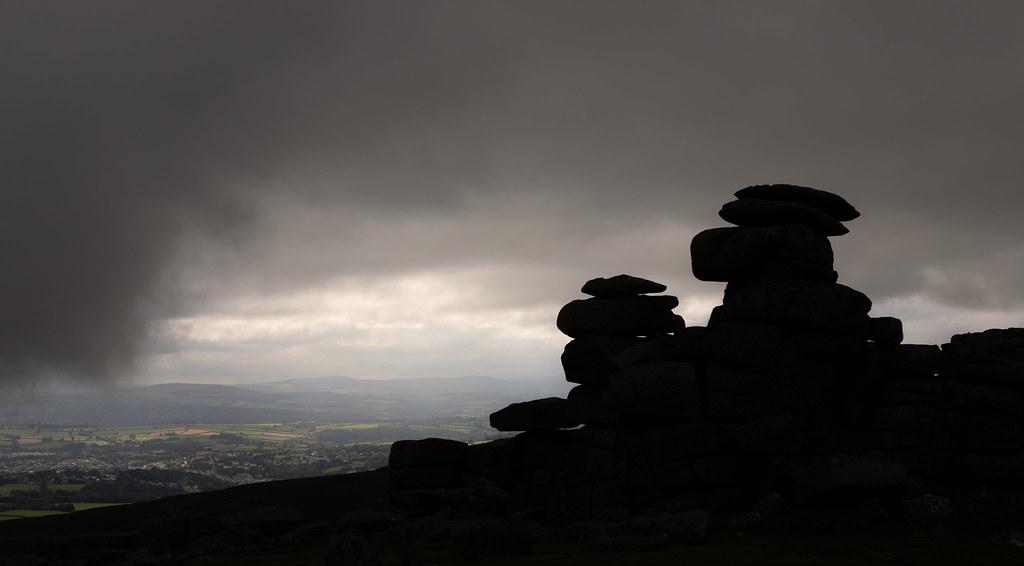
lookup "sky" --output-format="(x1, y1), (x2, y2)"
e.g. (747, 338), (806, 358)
(3, 1), (1024, 386)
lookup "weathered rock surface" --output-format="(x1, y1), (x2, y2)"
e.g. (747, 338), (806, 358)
(887, 344), (946, 378)
(949, 380), (1024, 415)
(868, 316), (904, 345)
(719, 198), (849, 236)
(641, 421), (738, 456)
(489, 397), (580, 431)
(735, 183), (860, 221)
(778, 455), (917, 503)
(582, 274), (667, 297)
(691, 224), (836, 282)
(716, 278), (871, 333)
(952, 327), (1024, 342)
(610, 334), (696, 368)
(702, 363), (825, 418)
(732, 413), (808, 455)
(603, 362), (701, 421)
(701, 322), (864, 376)
(557, 296), (683, 338)
(561, 336), (636, 386)
(944, 328), (1024, 388)
(567, 384), (620, 426)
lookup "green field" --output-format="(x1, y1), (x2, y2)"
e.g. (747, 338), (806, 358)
(0, 422), (427, 522)
(1, 419), (496, 451)
(0, 509), (67, 519)
(72, 502), (126, 511)
(3, 423), (321, 445)
(0, 419), (497, 523)
(0, 483), (84, 496)
(0, 502), (127, 522)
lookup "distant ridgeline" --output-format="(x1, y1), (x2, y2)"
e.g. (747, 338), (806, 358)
(390, 184), (1024, 525)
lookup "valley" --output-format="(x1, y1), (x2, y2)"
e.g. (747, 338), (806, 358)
(0, 374), (549, 522)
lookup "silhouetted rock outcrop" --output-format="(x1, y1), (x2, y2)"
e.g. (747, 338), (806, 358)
(8, 185), (1024, 565)
(489, 397), (580, 431)
(556, 295), (683, 338)
(388, 184), (1024, 538)
(735, 183), (861, 221)
(690, 224), (837, 282)
(719, 198), (850, 235)
(581, 274), (667, 297)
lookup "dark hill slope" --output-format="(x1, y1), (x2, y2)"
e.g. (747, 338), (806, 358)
(3, 467), (1024, 565)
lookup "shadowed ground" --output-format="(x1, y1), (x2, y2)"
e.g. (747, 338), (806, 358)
(3, 469), (1024, 564)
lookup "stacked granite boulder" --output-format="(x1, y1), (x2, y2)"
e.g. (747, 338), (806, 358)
(492, 274), (690, 434)
(944, 330), (1024, 468)
(488, 274), (707, 503)
(388, 185), (914, 514)
(387, 184), (1024, 532)
(862, 343), (951, 478)
(472, 179), (914, 506)
(845, 328), (1024, 495)
(695, 185), (893, 453)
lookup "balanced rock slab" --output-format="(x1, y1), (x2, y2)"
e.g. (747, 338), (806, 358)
(719, 198), (849, 236)
(557, 296), (683, 338)
(489, 397), (580, 432)
(561, 337), (636, 386)
(582, 274), (667, 298)
(691, 224), (836, 283)
(868, 316), (904, 345)
(735, 183), (860, 221)
(717, 278), (871, 333)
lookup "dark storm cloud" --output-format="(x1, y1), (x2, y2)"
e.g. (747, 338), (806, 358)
(0, 1), (339, 380)
(4, 1), (1024, 382)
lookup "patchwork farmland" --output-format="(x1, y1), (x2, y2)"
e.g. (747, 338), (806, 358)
(0, 417), (502, 521)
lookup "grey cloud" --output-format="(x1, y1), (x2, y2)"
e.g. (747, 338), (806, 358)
(4, 1), (1024, 382)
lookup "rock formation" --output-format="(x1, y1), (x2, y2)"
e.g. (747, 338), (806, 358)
(388, 183), (1024, 532)
(7, 184), (1024, 564)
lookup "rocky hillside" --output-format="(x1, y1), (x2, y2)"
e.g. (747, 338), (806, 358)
(5, 184), (1024, 565)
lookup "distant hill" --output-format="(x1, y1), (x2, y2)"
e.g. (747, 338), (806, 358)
(0, 376), (569, 426)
